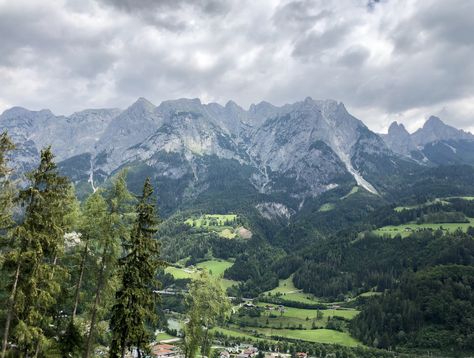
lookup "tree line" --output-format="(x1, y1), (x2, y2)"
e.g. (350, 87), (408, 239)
(0, 132), (231, 358)
(0, 132), (164, 357)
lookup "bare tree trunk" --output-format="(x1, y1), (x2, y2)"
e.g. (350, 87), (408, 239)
(33, 340), (41, 358)
(72, 239), (89, 321)
(83, 244), (108, 358)
(1, 261), (21, 358)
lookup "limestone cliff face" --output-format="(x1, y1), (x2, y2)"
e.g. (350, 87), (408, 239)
(0, 97), (417, 201)
(382, 116), (474, 165)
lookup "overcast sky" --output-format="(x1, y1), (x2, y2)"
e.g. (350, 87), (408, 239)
(0, 0), (473, 133)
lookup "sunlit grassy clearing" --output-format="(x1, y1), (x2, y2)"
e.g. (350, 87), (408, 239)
(165, 260), (238, 290)
(374, 218), (474, 238)
(254, 328), (361, 347)
(184, 214), (237, 227)
(265, 276), (320, 304)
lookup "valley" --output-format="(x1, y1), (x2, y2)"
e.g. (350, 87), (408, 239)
(2, 99), (474, 357)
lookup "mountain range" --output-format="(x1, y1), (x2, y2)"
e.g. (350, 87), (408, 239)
(1, 97), (473, 215)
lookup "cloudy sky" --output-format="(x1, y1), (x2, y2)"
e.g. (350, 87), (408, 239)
(0, 0), (473, 133)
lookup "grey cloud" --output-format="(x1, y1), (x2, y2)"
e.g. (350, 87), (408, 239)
(0, 0), (473, 133)
(392, 1), (474, 53)
(292, 24), (351, 59)
(337, 46), (370, 67)
(97, 0), (229, 14)
(96, 0), (231, 30)
(273, 0), (331, 32)
(417, 1), (474, 46)
(367, 0), (381, 11)
(0, 3), (118, 77)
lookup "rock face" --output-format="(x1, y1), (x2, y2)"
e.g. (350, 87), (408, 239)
(0, 97), (421, 209)
(381, 122), (417, 157)
(382, 116), (474, 165)
(412, 116), (474, 146)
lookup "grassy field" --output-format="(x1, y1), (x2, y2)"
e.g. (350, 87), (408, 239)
(211, 327), (264, 341)
(255, 303), (359, 321)
(185, 214), (237, 227)
(237, 309), (358, 330)
(394, 198), (450, 212)
(318, 203), (335, 212)
(374, 218), (474, 238)
(196, 260), (233, 276)
(184, 214), (242, 239)
(165, 266), (198, 280)
(167, 270), (361, 347)
(156, 332), (176, 342)
(165, 259), (238, 290)
(394, 196), (474, 212)
(358, 291), (382, 297)
(265, 276), (321, 304)
(254, 328), (361, 347)
(213, 326), (360, 347)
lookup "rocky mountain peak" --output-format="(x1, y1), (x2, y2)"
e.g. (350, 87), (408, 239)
(224, 100), (242, 111)
(248, 101), (279, 126)
(132, 97), (155, 109)
(0, 107), (54, 121)
(68, 108), (122, 123)
(157, 98), (203, 117)
(424, 115), (444, 127)
(382, 121), (417, 157)
(412, 115), (474, 146)
(124, 97), (156, 119)
(1, 106), (31, 120)
(7, 96), (472, 206)
(387, 121), (411, 138)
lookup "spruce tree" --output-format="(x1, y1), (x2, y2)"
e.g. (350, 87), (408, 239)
(109, 178), (165, 358)
(2, 147), (71, 356)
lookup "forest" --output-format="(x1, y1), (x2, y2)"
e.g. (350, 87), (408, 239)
(0, 133), (229, 358)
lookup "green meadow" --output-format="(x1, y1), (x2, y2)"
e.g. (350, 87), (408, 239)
(184, 214), (237, 227)
(264, 276), (321, 304)
(185, 214), (241, 239)
(374, 218), (474, 238)
(254, 328), (361, 347)
(165, 259), (238, 290)
(156, 332), (177, 342)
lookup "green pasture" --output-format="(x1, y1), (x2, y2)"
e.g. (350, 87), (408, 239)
(374, 218), (474, 238)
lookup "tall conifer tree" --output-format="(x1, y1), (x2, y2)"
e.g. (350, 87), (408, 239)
(2, 147), (71, 356)
(109, 178), (165, 358)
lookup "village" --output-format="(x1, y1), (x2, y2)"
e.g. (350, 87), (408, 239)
(148, 342), (309, 358)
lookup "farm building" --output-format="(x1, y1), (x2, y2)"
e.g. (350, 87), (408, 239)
(150, 343), (181, 358)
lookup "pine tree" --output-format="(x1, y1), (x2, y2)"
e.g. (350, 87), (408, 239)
(109, 178), (165, 358)
(2, 147), (71, 356)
